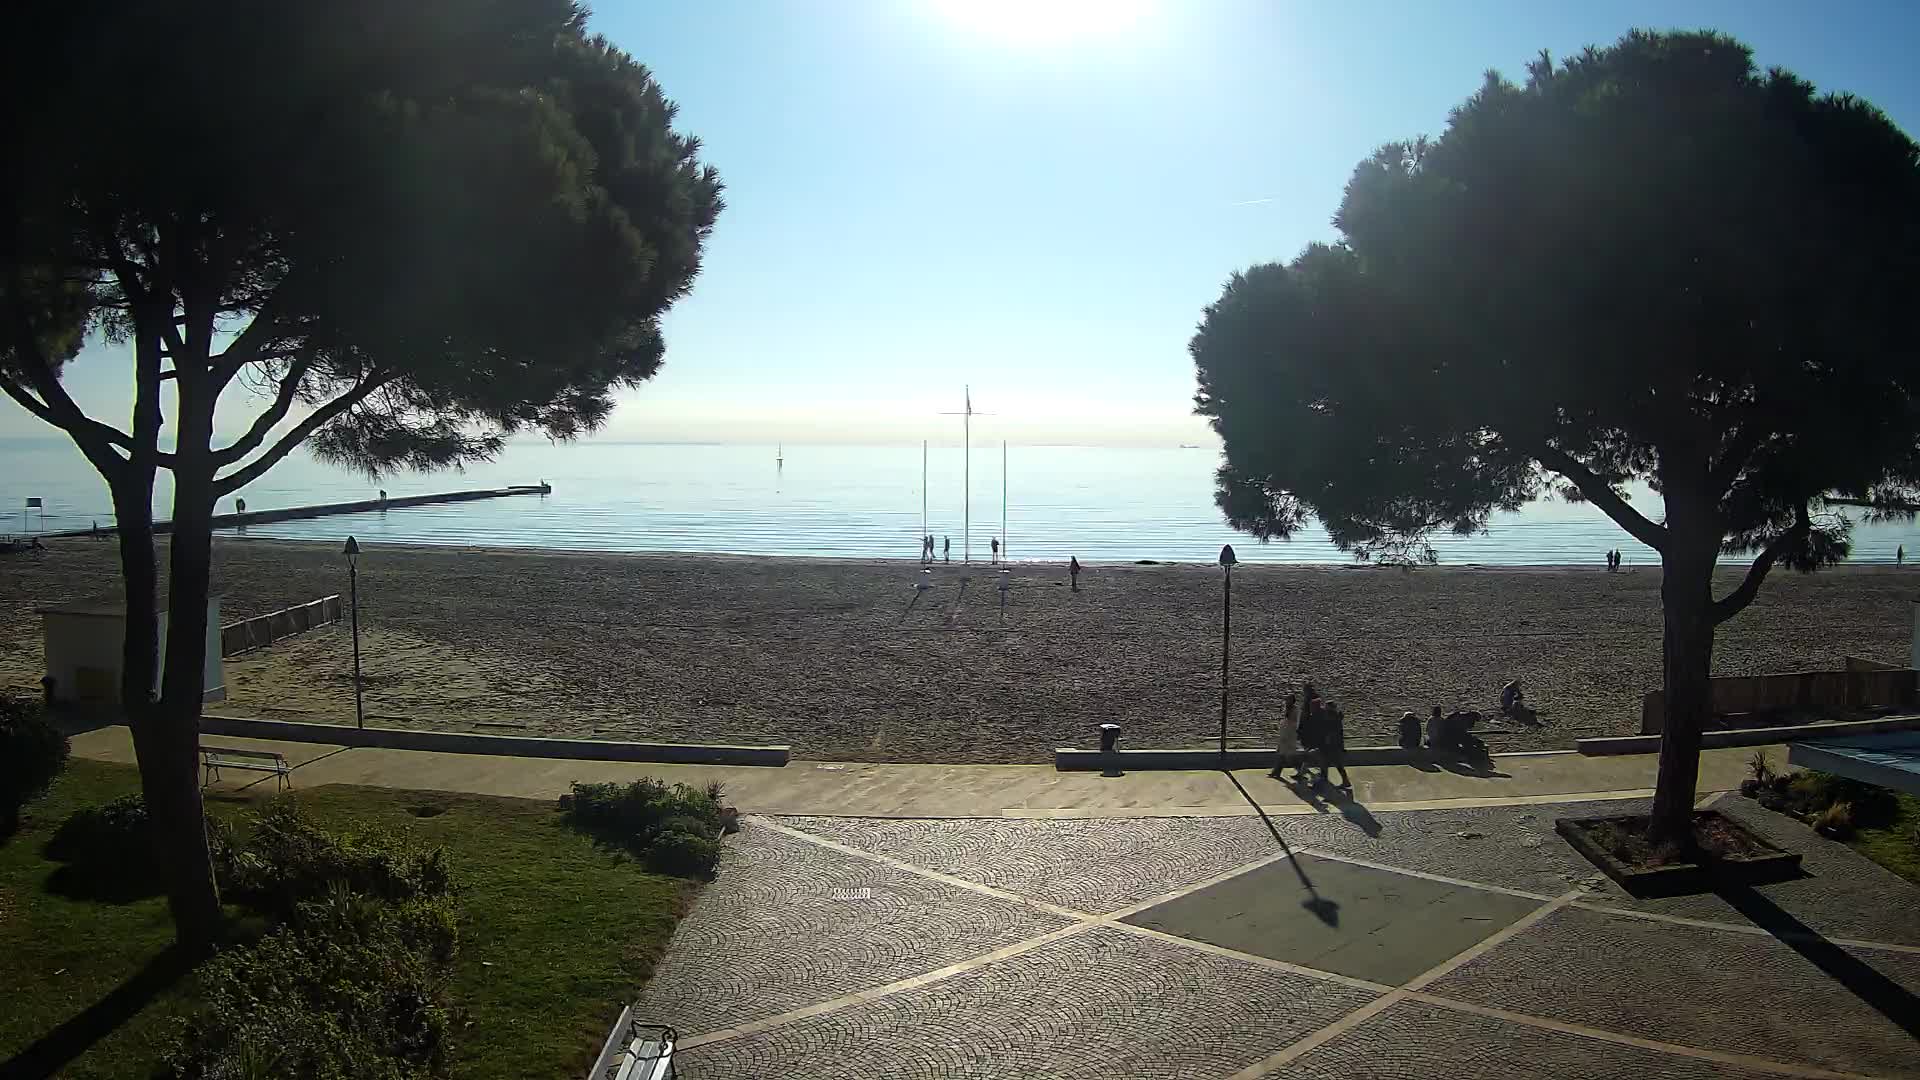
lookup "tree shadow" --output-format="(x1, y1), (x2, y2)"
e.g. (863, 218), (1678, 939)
(1225, 771), (1339, 927)
(1715, 884), (1920, 1041)
(39, 807), (164, 904)
(0, 945), (198, 1080)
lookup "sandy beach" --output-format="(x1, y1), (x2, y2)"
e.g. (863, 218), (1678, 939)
(1, 537), (1913, 762)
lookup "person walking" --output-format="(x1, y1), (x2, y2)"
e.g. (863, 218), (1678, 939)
(1319, 701), (1352, 789)
(943, 536), (950, 563)
(990, 536), (1000, 563)
(1068, 555), (1082, 591)
(1271, 692), (1305, 780)
(1298, 693), (1327, 779)
(1900, 544), (1906, 567)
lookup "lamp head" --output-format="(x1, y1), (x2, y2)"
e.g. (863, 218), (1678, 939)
(1218, 544), (1237, 569)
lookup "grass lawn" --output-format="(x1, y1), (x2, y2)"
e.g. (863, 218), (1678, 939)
(0, 759), (693, 1079)
(1848, 791), (1920, 886)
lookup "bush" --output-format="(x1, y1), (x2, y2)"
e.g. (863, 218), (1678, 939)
(1747, 751), (1775, 785)
(166, 908), (454, 1080)
(645, 826), (722, 879)
(1813, 800), (1855, 839)
(223, 800), (451, 917)
(0, 697), (69, 826)
(564, 779), (726, 877)
(168, 807), (462, 1079)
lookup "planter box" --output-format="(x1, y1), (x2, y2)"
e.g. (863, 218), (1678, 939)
(1555, 810), (1803, 897)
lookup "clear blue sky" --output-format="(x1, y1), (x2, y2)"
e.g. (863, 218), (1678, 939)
(11, 1), (1920, 447)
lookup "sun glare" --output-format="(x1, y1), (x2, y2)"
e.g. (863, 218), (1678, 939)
(930, 0), (1152, 44)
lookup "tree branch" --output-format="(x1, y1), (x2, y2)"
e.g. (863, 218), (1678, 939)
(211, 355), (313, 466)
(1711, 504), (1809, 625)
(212, 374), (390, 497)
(1530, 442), (1668, 552)
(1708, 423), (1766, 496)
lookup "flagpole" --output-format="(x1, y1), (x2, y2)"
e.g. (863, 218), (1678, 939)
(1002, 440), (1007, 561)
(963, 386), (971, 564)
(921, 440), (928, 546)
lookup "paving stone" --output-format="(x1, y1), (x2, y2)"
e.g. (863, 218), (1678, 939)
(1423, 904), (1920, 1076)
(675, 925), (1380, 1080)
(1122, 854), (1543, 985)
(637, 822), (1073, 1037)
(1273, 998), (1792, 1079)
(780, 816), (1290, 914)
(1283, 800), (1608, 896)
(1579, 795), (1920, 947)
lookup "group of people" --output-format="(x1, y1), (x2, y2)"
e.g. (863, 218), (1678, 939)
(918, 535), (1007, 563)
(1604, 549), (1624, 571)
(1271, 682), (1350, 789)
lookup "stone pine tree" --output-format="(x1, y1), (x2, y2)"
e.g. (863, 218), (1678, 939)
(1190, 31), (1920, 843)
(0, 0), (722, 946)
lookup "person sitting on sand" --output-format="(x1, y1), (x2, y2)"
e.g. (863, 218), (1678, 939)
(1069, 555), (1081, 590)
(1398, 709), (1422, 751)
(1500, 680), (1524, 717)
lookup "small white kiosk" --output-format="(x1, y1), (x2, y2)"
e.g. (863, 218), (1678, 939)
(37, 595), (226, 705)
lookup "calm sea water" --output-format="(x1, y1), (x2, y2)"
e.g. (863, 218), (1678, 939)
(4, 436), (1918, 565)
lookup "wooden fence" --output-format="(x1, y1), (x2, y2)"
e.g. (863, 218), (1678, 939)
(219, 595), (343, 658)
(1640, 667), (1918, 734)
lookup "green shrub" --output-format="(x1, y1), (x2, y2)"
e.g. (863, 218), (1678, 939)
(168, 809), (462, 1079)
(0, 697), (69, 826)
(166, 908), (454, 1080)
(1747, 751), (1774, 784)
(224, 800), (451, 917)
(644, 827), (722, 879)
(565, 778), (725, 877)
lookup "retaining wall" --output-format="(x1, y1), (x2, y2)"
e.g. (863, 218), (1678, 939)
(219, 595), (342, 657)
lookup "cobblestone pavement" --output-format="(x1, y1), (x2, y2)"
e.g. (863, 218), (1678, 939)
(646, 804), (1920, 1079)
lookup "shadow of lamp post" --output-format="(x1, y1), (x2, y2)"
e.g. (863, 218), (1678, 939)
(1219, 543), (1236, 768)
(344, 535), (363, 730)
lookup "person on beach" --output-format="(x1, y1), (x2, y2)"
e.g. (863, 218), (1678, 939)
(1398, 710), (1422, 751)
(1068, 555), (1082, 590)
(990, 536), (1000, 563)
(1500, 680), (1524, 717)
(1271, 692), (1304, 779)
(1426, 704), (1445, 749)
(1900, 544), (1906, 566)
(943, 536), (950, 562)
(1318, 702), (1352, 788)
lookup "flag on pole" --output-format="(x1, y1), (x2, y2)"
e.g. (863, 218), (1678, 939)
(25, 498), (41, 508)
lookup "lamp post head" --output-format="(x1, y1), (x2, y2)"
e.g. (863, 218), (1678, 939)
(343, 535), (360, 564)
(1218, 544), (1237, 569)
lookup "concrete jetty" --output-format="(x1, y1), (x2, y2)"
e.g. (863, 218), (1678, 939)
(47, 483), (551, 537)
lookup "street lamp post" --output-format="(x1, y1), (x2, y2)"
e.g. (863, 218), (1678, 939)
(344, 535), (364, 730)
(1218, 544), (1236, 767)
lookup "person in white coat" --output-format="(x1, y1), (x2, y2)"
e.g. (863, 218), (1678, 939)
(1271, 692), (1305, 780)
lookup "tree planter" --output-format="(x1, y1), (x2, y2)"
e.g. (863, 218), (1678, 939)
(1556, 811), (1802, 897)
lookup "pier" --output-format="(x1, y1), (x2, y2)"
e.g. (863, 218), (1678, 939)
(47, 483), (551, 537)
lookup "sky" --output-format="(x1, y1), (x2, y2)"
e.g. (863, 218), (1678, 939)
(8, 0), (1920, 448)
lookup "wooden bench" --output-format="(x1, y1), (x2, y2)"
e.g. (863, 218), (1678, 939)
(200, 745), (292, 791)
(587, 1006), (675, 1080)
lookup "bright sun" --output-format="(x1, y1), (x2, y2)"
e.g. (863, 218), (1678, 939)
(930, 0), (1152, 44)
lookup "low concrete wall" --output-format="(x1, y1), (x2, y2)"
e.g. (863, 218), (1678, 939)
(1053, 745), (1565, 771)
(1640, 668), (1917, 734)
(1579, 714), (1920, 756)
(220, 595), (342, 657)
(198, 714), (790, 767)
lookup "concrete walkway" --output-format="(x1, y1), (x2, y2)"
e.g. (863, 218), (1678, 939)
(73, 726), (1769, 818)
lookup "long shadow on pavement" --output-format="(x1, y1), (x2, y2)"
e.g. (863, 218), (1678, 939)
(1716, 884), (1920, 1042)
(1224, 771), (1340, 926)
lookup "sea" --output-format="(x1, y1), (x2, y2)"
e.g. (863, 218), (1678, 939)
(4, 436), (1918, 566)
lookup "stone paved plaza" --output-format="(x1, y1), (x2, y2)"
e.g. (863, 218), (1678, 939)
(641, 796), (1920, 1079)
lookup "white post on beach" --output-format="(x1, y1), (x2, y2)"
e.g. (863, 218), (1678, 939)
(1001, 440), (1008, 561)
(1218, 544), (1237, 767)
(921, 440), (928, 544)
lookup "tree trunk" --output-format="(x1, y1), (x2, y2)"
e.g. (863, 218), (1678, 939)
(1649, 538), (1716, 845)
(155, 431), (224, 948)
(113, 477), (222, 949)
